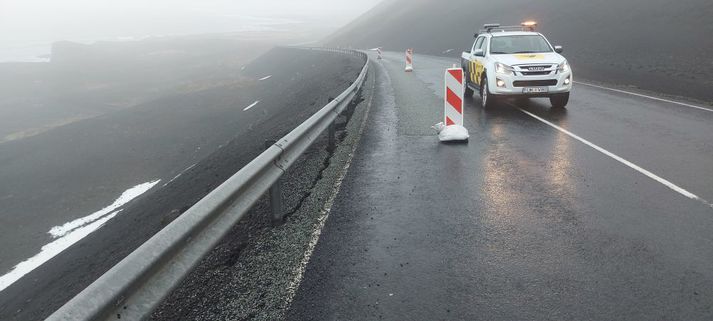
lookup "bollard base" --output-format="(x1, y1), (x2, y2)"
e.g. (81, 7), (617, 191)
(436, 124), (469, 142)
(405, 65), (414, 72)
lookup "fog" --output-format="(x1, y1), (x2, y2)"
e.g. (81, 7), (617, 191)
(328, 0), (713, 100)
(0, 0), (382, 46)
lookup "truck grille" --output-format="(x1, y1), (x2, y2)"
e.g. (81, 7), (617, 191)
(513, 80), (558, 87)
(521, 71), (551, 76)
(516, 64), (555, 76)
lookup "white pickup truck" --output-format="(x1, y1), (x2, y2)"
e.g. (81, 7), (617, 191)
(461, 22), (572, 108)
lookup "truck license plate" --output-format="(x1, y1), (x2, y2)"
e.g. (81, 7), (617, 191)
(523, 87), (548, 93)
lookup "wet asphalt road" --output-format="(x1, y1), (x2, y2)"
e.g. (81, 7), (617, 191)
(287, 52), (713, 320)
(0, 48), (364, 320)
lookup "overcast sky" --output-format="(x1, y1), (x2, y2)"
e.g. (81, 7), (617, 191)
(0, 0), (383, 45)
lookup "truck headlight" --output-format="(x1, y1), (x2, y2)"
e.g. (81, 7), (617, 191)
(495, 62), (515, 76)
(557, 61), (570, 73)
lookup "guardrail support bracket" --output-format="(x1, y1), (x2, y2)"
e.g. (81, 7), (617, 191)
(265, 139), (284, 225)
(270, 178), (284, 225)
(328, 120), (336, 151)
(327, 96), (337, 151)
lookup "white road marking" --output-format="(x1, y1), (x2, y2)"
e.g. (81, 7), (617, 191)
(514, 105), (713, 208)
(258, 75), (272, 81)
(243, 100), (260, 111)
(164, 164), (197, 187)
(576, 81), (713, 113)
(0, 180), (161, 292)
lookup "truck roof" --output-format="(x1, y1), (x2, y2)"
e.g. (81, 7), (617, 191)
(489, 31), (542, 37)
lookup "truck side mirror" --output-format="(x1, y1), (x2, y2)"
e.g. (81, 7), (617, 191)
(554, 45), (563, 53)
(473, 49), (485, 57)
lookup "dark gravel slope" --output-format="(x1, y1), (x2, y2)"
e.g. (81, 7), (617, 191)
(0, 48), (363, 321)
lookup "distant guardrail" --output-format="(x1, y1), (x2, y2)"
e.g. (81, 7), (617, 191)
(47, 47), (369, 321)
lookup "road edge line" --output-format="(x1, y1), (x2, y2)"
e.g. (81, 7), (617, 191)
(575, 81), (713, 113)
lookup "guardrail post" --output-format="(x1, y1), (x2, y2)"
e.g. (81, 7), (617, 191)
(270, 178), (283, 225)
(265, 140), (284, 225)
(328, 121), (336, 151)
(327, 97), (337, 151)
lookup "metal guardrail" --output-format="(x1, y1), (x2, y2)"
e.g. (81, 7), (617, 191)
(47, 47), (369, 321)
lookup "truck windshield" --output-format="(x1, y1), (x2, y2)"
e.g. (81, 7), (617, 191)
(489, 35), (552, 54)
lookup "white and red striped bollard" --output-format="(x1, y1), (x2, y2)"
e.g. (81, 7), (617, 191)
(405, 48), (414, 72)
(377, 47), (382, 60)
(439, 66), (469, 142)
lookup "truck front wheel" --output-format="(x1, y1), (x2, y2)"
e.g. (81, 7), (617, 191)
(481, 78), (497, 108)
(550, 92), (570, 108)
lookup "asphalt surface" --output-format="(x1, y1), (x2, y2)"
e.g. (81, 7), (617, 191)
(286, 52), (713, 320)
(0, 48), (364, 320)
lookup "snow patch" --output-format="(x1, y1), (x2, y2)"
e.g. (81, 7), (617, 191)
(49, 180), (161, 238)
(0, 180), (160, 292)
(0, 212), (120, 292)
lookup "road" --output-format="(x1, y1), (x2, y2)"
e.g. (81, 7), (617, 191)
(287, 52), (713, 320)
(0, 48), (364, 320)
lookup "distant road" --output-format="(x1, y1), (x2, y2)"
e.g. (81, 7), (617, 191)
(287, 52), (713, 320)
(0, 48), (364, 320)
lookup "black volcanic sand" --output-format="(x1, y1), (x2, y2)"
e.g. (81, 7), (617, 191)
(0, 47), (364, 321)
(326, 0), (713, 102)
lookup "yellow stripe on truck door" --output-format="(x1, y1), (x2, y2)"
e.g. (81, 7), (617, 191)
(474, 60), (484, 86)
